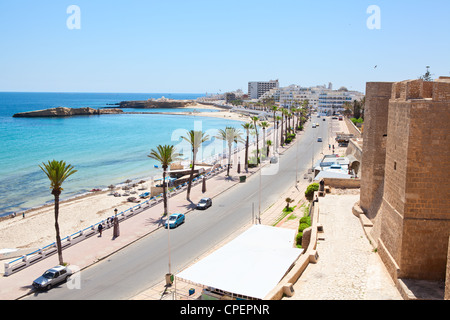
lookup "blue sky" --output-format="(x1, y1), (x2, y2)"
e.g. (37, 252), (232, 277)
(0, 0), (449, 93)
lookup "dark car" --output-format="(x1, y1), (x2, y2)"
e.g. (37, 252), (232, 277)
(32, 265), (72, 291)
(197, 197), (212, 210)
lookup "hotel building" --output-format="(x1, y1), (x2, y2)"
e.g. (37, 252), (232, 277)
(248, 80), (280, 100)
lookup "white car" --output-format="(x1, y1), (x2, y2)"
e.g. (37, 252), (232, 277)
(32, 265), (72, 291)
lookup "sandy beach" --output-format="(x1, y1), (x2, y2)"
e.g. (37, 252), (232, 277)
(0, 102), (254, 251)
(146, 102), (250, 123)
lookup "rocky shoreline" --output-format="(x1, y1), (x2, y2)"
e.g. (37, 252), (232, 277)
(114, 99), (195, 109)
(12, 106), (123, 118)
(12, 99), (200, 118)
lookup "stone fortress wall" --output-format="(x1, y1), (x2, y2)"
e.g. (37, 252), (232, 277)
(359, 77), (450, 298)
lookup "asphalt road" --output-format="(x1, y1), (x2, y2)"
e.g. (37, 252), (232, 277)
(26, 116), (333, 300)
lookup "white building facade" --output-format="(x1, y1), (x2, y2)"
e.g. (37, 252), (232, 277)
(258, 82), (364, 114)
(248, 80), (279, 100)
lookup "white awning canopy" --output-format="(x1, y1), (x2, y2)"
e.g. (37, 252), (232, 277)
(176, 225), (303, 300)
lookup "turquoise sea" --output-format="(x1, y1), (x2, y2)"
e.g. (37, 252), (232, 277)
(0, 92), (243, 217)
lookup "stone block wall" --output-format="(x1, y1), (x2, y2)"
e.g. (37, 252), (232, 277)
(379, 78), (450, 281)
(446, 237), (450, 300)
(360, 82), (393, 218)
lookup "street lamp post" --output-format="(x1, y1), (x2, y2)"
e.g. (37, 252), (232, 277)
(113, 208), (119, 238)
(165, 176), (173, 287)
(296, 132), (299, 185)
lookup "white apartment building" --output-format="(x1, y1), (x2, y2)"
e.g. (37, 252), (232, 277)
(318, 87), (364, 115)
(258, 83), (364, 114)
(248, 80), (279, 100)
(261, 85), (320, 109)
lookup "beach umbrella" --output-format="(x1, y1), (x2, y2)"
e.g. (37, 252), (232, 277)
(202, 177), (206, 193)
(108, 184), (115, 194)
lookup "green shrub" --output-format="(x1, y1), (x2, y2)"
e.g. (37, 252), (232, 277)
(351, 117), (363, 125)
(296, 232), (303, 247)
(305, 183), (319, 199)
(300, 216), (311, 225)
(298, 222), (310, 232)
(296, 214), (312, 248)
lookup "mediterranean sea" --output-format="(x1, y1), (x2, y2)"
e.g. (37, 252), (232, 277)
(0, 92), (243, 217)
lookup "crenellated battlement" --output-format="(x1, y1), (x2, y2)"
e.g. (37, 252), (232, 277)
(391, 77), (450, 101)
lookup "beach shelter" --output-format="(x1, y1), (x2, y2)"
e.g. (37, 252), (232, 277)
(176, 225), (303, 300)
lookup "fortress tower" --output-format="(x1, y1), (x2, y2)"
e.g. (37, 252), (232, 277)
(361, 77), (450, 284)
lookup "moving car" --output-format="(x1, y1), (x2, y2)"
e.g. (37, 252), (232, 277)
(165, 213), (185, 229)
(197, 197), (212, 210)
(32, 265), (72, 291)
(317, 137), (323, 142)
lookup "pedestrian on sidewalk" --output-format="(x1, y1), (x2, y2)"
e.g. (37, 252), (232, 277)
(98, 223), (103, 237)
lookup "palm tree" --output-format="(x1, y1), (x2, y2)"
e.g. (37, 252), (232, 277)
(285, 197), (294, 210)
(241, 122), (253, 172)
(39, 160), (77, 265)
(250, 116), (260, 165)
(148, 145), (182, 216)
(266, 140), (272, 157)
(270, 105), (278, 125)
(181, 130), (210, 201)
(283, 109), (290, 141)
(270, 105), (278, 149)
(280, 109), (286, 146)
(276, 115), (281, 151)
(216, 127), (243, 176)
(260, 121), (270, 150)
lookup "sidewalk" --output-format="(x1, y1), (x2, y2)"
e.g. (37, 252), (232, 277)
(283, 192), (402, 300)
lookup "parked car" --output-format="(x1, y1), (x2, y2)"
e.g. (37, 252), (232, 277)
(317, 137), (323, 142)
(139, 192), (150, 199)
(32, 265), (72, 291)
(164, 213), (185, 229)
(312, 124), (316, 128)
(197, 198), (212, 210)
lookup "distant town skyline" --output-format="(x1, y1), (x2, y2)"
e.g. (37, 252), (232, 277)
(1, 0), (449, 94)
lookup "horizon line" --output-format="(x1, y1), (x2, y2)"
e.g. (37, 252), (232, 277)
(0, 91), (209, 95)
